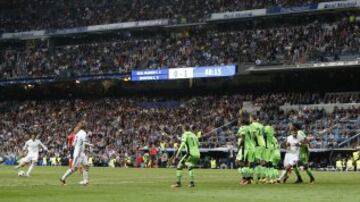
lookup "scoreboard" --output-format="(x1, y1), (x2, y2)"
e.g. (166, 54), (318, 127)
(131, 65), (236, 81)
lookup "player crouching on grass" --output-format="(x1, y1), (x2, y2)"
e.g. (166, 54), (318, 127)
(171, 125), (200, 188)
(236, 112), (255, 185)
(15, 134), (48, 177)
(60, 120), (93, 186)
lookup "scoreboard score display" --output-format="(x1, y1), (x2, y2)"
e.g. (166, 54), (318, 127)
(131, 65), (236, 81)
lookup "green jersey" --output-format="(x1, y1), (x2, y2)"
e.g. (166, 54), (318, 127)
(143, 153), (149, 162)
(181, 131), (200, 157)
(298, 130), (310, 163)
(298, 130), (309, 152)
(264, 125), (276, 150)
(237, 125), (255, 151)
(250, 122), (266, 147)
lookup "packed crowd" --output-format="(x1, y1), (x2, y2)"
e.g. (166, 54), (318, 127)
(0, 0), (340, 33)
(1, 16), (359, 79)
(0, 92), (359, 166)
(251, 92), (360, 106)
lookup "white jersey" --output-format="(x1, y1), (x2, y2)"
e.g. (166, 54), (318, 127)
(73, 129), (88, 158)
(286, 133), (305, 156)
(23, 139), (47, 156)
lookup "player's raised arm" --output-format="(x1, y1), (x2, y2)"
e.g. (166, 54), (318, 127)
(39, 140), (48, 151)
(83, 131), (94, 147)
(84, 141), (94, 147)
(175, 138), (186, 159)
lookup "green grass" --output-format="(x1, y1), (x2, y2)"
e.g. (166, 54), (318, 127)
(0, 166), (359, 202)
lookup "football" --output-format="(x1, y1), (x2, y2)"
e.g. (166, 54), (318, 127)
(17, 171), (26, 177)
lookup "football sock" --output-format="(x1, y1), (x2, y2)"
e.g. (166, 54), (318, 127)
(176, 170), (182, 183)
(259, 166), (266, 179)
(278, 170), (287, 181)
(238, 167), (244, 177)
(26, 164), (34, 176)
(305, 168), (314, 179)
(248, 167), (254, 179)
(243, 167), (250, 178)
(189, 169), (194, 182)
(62, 169), (73, 180)
(254, 166), (261, 181)
(83, 170), (88, 182)
(266, 168), (272, 180)
(294, 166), (302, 181)
(273, 168), (279, 179)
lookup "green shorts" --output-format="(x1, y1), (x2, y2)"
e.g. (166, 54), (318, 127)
(299, 151), (310, 164)
(178, 153), (200, 168)
(270, 149), (281, 165)
(255, 147), (265, 161)
(263, 149), (273, 162)
(236, 147), (244, 161)
(236, 148), (255, 163)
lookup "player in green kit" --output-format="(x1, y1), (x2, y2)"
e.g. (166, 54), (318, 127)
(249, 114), (266, 183)
(293, 123), (315, 184)
(235, 111), (255, 185)
(171, 125), (200, 188)
(264, 123), (281, 184)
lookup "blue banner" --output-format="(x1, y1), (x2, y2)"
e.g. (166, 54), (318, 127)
(318, 0), (360, 10)
(131, 74), (169, 81)
(131, 69), (169, 77)
(210, 9), (266, 21)
(266, 4), (318, 14)
(131, 69), (169, 81)
(194, 65), (236, 78)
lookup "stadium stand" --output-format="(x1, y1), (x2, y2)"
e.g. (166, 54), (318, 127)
(0, 0), (359, 170)
(1, 15), (359, 79)
(0, 0), (341, 32)
(1, 93), (359, 166)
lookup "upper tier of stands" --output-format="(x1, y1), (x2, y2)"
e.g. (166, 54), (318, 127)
(0, 0), (340, 33)
(1, 16), (359, 79)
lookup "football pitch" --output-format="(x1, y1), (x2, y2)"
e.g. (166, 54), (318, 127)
(0, 166), (359, 202)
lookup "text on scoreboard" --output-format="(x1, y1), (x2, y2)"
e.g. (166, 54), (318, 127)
(131, 65), (236, 81)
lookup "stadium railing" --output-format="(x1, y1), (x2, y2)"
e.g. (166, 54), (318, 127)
(338, 132), (360, 148)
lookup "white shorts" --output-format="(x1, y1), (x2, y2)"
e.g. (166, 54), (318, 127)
(283, 153), (299, 168)
(72, 153), (88, 168)
(23, 153), (39, 163)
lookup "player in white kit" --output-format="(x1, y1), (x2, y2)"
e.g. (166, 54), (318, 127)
(278, 123), (305, 183)
(15, 134), (48, 177)
(60, 121), (93, 185)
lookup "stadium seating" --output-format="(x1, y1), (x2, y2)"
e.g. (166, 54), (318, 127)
(1, 16), (359, 79)
(0, 0), (359, 169)
(0, 93), (359, 165)
(0, 0), (340, 33)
